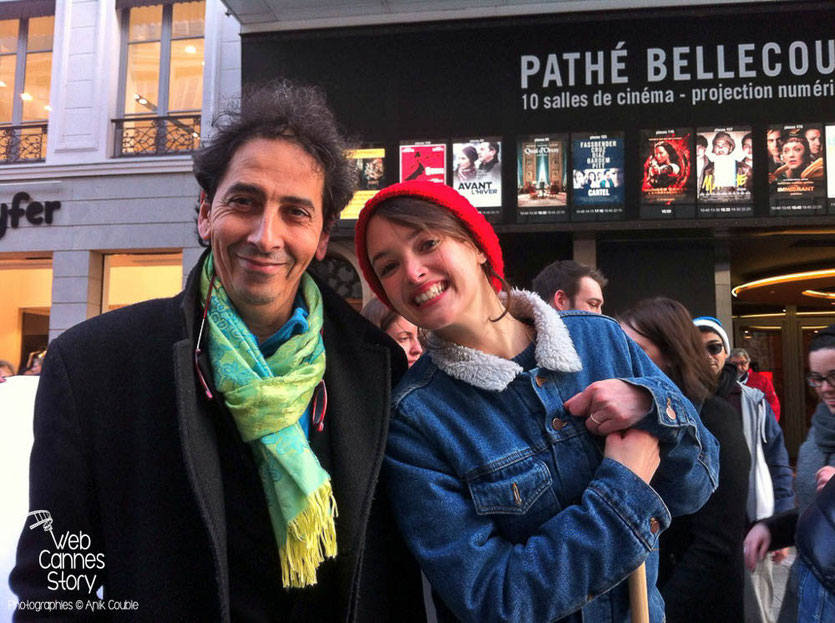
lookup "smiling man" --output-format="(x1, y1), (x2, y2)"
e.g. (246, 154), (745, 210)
(11, 82), (423, 622)
(531, 259), (607, 314)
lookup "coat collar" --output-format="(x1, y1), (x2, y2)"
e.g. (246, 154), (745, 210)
(425, 289), (582, 391)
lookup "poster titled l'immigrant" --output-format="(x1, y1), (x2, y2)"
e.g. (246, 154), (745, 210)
(399, 141), (446, 184)
(451, 138), (502, 219)
(570, 132), (625, 221)
(827, 124), (835, 213)
(516, 135), (567, 223)
(640, 128), (695, 219)
(341, 147), (385, 220)
(695, 126), (753, 218)
(768, 123), (826, 216)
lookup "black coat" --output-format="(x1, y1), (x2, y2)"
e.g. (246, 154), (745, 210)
(657, 395), (751, 623)
(11, 258), (424, 622)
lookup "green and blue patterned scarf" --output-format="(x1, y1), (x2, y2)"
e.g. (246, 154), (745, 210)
(200, 254), (336, 588)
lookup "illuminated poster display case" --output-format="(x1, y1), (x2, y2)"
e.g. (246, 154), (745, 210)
(570, 132), (625, 222)
(516, 135), (568, 223)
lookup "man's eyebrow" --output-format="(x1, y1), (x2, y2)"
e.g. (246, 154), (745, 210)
(222, 182), (265, 198)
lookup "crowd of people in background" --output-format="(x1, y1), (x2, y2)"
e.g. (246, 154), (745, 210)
(6, 81), (834, 623)
(0, 350), (45, 382)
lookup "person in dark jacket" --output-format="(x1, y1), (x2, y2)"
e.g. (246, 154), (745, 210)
(745, 470), (835, 622)
(10, 81), (424, 622)
(620, 297), (750, 622)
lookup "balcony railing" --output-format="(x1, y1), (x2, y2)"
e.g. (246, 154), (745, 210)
(113, 114), (201, 157)
(0, 123), (48, 164)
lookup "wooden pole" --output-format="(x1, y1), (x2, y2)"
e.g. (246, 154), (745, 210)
(628, 563), (650, 623)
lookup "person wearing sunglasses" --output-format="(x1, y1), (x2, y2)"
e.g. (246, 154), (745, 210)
(11, 82), (424, 622)
(693, 316), (793, 623)
(744, 324), (835, 622)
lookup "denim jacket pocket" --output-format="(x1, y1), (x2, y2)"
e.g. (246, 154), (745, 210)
(467, 455), (559, 544)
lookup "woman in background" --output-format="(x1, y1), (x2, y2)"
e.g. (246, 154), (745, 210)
(619, 297), (750, 623)
(361, 297), (423, 367)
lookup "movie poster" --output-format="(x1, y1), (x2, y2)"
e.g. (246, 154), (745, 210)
(399, 141), (446, 184)
(570, 132), (625, 221)
(516, 135), (568, 222)
(768, 123), (826, 216)
(640, 128), (695, 219)
(695, 126), (754, 218)
(341, 147), (385, 220)
(451, 138), (502, 218)
(827, 124), (835, 213)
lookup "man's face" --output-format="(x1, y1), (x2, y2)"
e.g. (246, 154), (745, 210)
(198, 138), (328, 337)
(477, 142), (494, 163)
(696, 144), (706, 158)
(554, 276), (604, 313)
(713, 139), (732, 156)
(805, 129), (822, 157)
(700, 331), (728, 375)
(728, 355), (749, 378)
(767, 131), (781, 158)
(742, 138), (752, 157)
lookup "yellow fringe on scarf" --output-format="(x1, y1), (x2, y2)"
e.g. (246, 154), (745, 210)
(279, 482), (339, 588)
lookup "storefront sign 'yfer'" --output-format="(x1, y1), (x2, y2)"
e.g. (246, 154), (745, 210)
(0, 192), (61, 240)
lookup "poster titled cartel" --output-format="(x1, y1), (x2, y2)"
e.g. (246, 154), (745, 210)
(696, 126), (754, 218)
(516, 135), (568, 223)
(570, 132), (624, 222)
(640, 128), (695, 219)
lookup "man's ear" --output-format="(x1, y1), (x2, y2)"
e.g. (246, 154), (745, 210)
(553, 290), (570, 311)
(197, 193), (212, 241)
(315, 230), (330, 261)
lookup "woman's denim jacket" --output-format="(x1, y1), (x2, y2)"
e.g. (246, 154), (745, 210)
(385, 291), (719, 623)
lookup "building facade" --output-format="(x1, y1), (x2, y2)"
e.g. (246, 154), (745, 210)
(0, 0), (240, 374)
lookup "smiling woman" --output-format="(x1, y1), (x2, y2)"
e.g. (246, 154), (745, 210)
(354, 180), (719, 623)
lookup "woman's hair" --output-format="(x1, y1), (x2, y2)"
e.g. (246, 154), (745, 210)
(460, 146), (477, 167)
(371, 196), (511, 320)
(618, 297), (716, 403)
(360, 297), (400, 333)
(655, 141), (681, 165)
(809, 326), (835, 353)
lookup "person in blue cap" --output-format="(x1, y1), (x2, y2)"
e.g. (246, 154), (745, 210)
(693, 316), (793, 623)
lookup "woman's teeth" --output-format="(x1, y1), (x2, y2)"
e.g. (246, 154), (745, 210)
(414, 283), (446, 305)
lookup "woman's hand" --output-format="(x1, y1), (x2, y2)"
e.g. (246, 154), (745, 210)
(603, 428), (660, 485)
(817, 466), (835, 493)
(565, 380), (652, 435)
(743, 523), (771, 572)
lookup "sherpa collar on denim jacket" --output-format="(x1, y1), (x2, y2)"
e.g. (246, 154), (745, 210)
(423, 289), (583, 391)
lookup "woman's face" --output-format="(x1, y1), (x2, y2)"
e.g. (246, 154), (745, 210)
(574, 171), (585, 185)
(782, 140), (807, 169)
(655, 145), (669, 163)
(620, 323), (669, 372)
(386, 316), (423, 367)
(809, 347), (835, 414)
(457, 152), (474, 170)
(366, 215), (492, 341)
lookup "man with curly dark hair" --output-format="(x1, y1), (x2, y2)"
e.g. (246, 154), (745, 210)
(11, 81), (424, 622)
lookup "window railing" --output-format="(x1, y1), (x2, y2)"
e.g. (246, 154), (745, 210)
(113, 114), (201, 157)
(0, 123), (48, 164)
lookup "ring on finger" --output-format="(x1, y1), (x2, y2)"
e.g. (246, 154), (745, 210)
(589, 413), (602, 425)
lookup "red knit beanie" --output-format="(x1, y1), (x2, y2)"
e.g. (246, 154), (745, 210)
(354, 180), (505, 309)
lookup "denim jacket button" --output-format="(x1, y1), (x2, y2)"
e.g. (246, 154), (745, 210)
(535, 375), (547, 387)
(650, 518), (660, 534)
(665, 397), (676, 420)
(551, 417), (565, 431)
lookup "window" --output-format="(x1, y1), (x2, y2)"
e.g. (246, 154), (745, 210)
(115, 1), (204, 157)
(0, 15), (53, 163)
